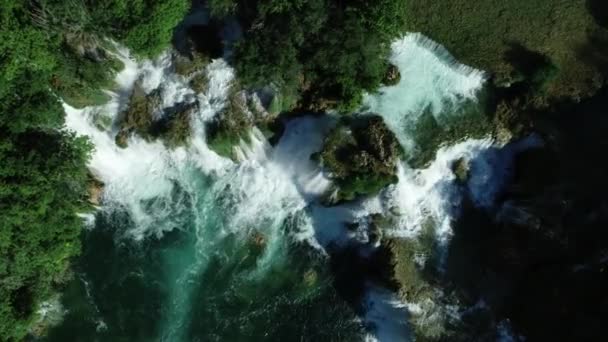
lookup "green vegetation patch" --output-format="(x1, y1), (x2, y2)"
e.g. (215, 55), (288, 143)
(404, 0), (608, 101)
(319, 115), (402, 202)
(206, 88), (254, 159)
(209, 0), (407, 113)
(0, 129), (92, 340)
(52, 44), (123, 108)
(116, 83), (196, 149)
(0, 0), (191, 339)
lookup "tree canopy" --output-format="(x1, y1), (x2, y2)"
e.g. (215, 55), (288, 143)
(0, 0), (188, 339)
(210, 0), (407, 113)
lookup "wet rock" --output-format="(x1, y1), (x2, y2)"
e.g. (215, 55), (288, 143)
(451, 157), (470, 183)
(87, 184), (104, 206)
(115, 130), (129, 149)
(151, 101), (197, 148)
(173, 52), (209, 77)
(87, 174), (105, 206)
(189, 72), (208, 93)
(91, 108), (113, 131)
(383, 63), (401, 86)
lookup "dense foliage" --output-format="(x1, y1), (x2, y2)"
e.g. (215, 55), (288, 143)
(0, 2), (92, 339)
(435, 88), (608, 340)
(318, 115), (402, 202)
(35, 0), (190, 58)
(1, 0), (188, 339)
(209, 0), (407, 113)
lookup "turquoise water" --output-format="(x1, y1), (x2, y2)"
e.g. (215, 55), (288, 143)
(45, 167), (364, 341)
(51, 32), (506, 341)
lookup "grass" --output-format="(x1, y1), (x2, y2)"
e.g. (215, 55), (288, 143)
(404, 0), (607, 100)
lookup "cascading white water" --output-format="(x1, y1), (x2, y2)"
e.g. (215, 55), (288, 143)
(64, 48), (234, 240)
(363, 33), (487, 152)
(352, 33), (541, 339)
(60, 31), (537, 341)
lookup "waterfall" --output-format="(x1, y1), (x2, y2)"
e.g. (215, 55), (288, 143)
(56, 32), (538, 341)
(363, 33), (487, 151)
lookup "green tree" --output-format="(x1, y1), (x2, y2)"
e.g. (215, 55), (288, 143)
(213, 0), (407, 113)
(1, 1), (92, 340)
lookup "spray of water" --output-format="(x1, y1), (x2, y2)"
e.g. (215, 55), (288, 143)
(60, 32), (537, 341)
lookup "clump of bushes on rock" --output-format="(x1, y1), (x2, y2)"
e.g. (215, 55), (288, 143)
(115, 81), (195, 149)
(318, 115), (402, 202)
(206, 85), (282, 159)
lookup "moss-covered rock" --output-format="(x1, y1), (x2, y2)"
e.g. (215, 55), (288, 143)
(206, 88), (254, 159)
(206, 84), (284, 159)
(114, 130), (129, 148)
(151, 102), (197, 148)
(173, 53), (210, 77)
(115, 82), (197, 149)
(319, 115), (402, 202)
(189, 72), (209, 94)
(451, 158), (470, 183)
(115, 82), (161, 147)
(383, 63), (401, 86)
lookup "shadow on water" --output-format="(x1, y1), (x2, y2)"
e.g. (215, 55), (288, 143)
(435, 86), (608, 340)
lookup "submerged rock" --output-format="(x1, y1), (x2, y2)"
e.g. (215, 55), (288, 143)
(250, 231), (266, 249)
(303, 269), (318, 287)
(29, 295), (65, 338)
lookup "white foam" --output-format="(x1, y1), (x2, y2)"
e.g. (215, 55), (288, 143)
(62, 33), (535, 341)
(64, 49), (235, 239)
(363, 287), (412, 342)
(364, 33), (486, 150)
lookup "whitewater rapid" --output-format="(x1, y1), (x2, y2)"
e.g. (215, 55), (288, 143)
(61, 33), (535, 341)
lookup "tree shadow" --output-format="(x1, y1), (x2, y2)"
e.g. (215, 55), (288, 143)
(587, 0), (608, 28)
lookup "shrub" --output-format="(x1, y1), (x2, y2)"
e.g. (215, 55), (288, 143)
(319, 115), (402, 202)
